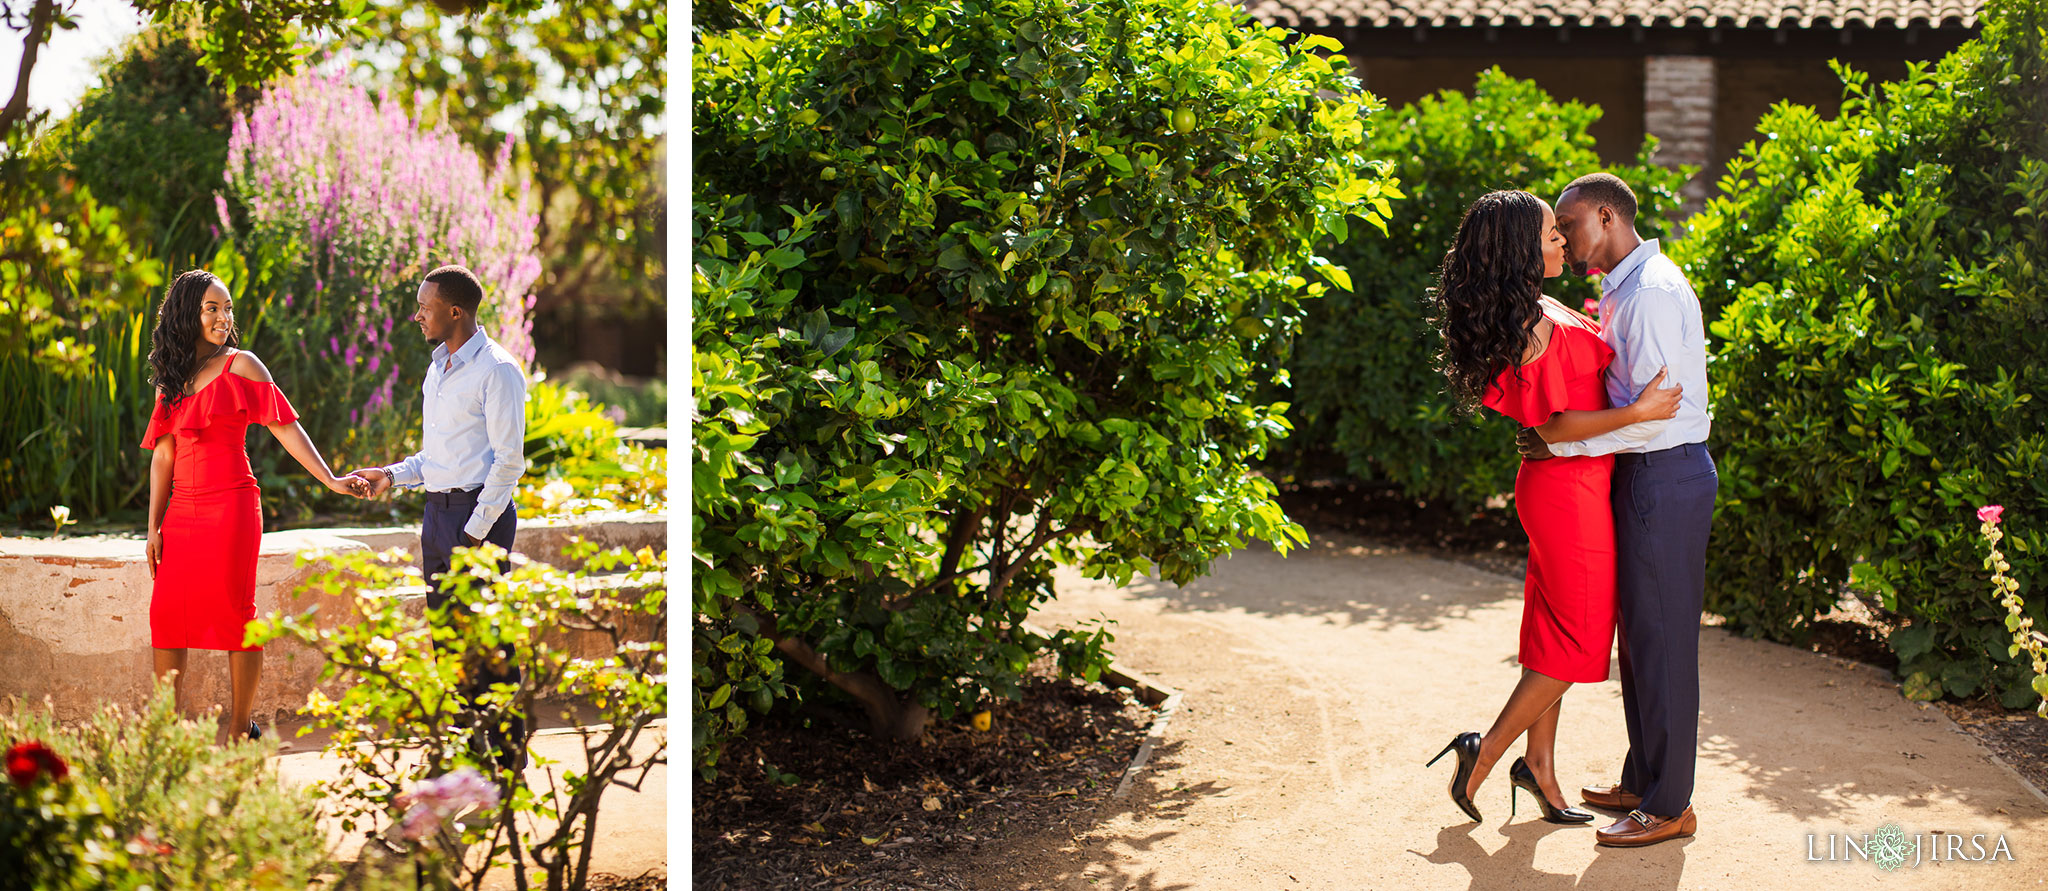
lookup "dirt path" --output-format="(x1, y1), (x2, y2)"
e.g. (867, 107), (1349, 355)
(966, 530), (2048, 890)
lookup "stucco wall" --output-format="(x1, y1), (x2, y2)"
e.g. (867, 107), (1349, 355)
(0, 512), (664, 724)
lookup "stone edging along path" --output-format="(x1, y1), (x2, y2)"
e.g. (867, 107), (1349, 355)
(0, 510), (663, 724)
(1021, 619), (1186, 801)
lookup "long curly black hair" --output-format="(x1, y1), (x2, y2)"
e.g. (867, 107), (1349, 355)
(1424, 190), (1548, 410)
(148, 269), (238, 409)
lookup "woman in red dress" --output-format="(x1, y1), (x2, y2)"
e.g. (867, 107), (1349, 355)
(1421, 191), (1682, 824)
(142, 270), (366, 745)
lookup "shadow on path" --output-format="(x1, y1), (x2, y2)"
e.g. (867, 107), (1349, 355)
(1415, 822), (1688, 891)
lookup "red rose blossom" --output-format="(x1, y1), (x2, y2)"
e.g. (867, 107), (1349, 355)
(5, 740), (69, 788)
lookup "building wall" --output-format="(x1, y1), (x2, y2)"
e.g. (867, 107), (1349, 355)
(1349, 56), (1646, 165)
(1712, 56), (1923, 186)
(1317, 25), (1971, 214)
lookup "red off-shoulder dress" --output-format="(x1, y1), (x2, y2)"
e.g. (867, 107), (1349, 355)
(1481, 305), (1619, 684)
(138, 350), (298, 651)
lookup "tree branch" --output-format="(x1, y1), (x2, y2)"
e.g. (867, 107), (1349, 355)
(986, 512), (1065, 609)
(936, 502), (986, 583)
(0, 0), (56, 148)
(735, 603), (929, 741)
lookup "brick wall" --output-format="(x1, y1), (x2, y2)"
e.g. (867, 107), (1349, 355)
(1644, 55), (1716, 213)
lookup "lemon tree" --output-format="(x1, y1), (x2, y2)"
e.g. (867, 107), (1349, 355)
(691, 0), (1395, 775)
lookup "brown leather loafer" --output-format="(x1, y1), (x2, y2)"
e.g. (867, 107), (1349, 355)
(1580, 783), (1642, 811)
(1595, 807), (1696, 847)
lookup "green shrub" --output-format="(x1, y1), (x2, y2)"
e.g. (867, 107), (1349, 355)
(1, 684), (339, 890)
(692, 0), (1395, 774)
(1673, 0), (2048, 706)
(549, 363), (666, 429)
(0, 16), (219, 526)
(1277, 68), (1688, 506)
(516, 379), (667, 517)
(38, 15), (235, 271)
(250, 540), (667, 891)
(0, 741), (138, 891)
(0, 185), (165, 524)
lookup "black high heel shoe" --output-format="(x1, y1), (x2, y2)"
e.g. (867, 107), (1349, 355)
(1508, 757), (1595, 824)
(1426, 732), (1484, 823)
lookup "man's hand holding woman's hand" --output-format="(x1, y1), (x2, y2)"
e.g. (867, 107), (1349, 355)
(345, 467), (395, 499)
(327, 472), (372, 497)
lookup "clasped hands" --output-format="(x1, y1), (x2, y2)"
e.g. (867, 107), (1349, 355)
(336, 467), (481, 545)
(335, 466), (396, 499)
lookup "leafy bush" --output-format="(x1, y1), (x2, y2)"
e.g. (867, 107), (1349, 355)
(1672, 0), (2048, 706)
(2, 684), (347, 890)
(0, 185), (165, 523)
(38, 15), (235, 271)
(1, 739), (137, 891)
(516, 379), (667, 517)
(550, 362), (666, 428)
(250, 540), (666, 891)
(1276, 68), (1688, 506)
(692, 0), (1394, 774)
(219, 63), (542, 521)
(0, 15), (219, 525)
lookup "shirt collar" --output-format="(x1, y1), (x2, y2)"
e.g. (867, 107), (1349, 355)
(430, 330), (492, 369)
(1600, 239), (1661, 296)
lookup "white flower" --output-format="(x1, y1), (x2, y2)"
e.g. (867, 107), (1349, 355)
(539, 479), (576, 510)
(366, 637), (398, 662)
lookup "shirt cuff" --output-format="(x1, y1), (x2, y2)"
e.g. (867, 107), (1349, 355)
(384, 462), (422, 488)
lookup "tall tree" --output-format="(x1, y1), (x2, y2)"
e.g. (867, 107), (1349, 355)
(345, 0), (668, 342)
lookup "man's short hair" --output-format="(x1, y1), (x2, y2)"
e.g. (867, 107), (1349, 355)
(1561, 173), (1638, 225)
(424, 265), (485, 315)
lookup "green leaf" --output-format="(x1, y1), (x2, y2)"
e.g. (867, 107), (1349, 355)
(1889, 624), (1935, 663)
(1901, 671), (1942, 701)
(708, 684), (733, 708)
(1315, 263), (1353, 292)
(1941, 659), (1985, 698)
(1298, 34), (1344, 54)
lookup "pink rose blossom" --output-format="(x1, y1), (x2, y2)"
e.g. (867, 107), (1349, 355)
(1979, 505), (2004, 525)
(394, 767), (501, 840)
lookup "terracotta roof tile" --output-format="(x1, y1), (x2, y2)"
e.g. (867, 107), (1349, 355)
(1242, 0), (1980, 29)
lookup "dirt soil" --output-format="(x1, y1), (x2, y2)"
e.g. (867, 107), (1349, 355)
(691, 670), (1156, 890)
(957, 506), (2048, 889)
(693, 483), (2048, 889)
(1282, 480), (2048, 804)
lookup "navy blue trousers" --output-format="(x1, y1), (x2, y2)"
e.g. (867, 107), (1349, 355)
(422, 489), (523, 770)
(1611, 442), (1717, 817)
(421, 489), (517, 608)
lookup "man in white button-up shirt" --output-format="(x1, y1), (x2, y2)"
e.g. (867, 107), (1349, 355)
(353, 264), (528, 770)
(1519, 174), (1717, 848)
(355, 265), (528, 599)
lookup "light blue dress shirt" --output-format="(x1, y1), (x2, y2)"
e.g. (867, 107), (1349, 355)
(1547, 239), (1713, 457)
(383, 331), (528, 540)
